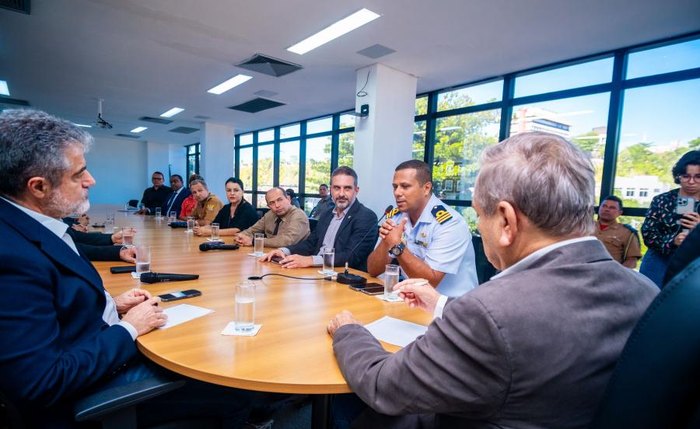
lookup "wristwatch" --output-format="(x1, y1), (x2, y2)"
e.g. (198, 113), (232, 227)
(388, 242), (405, 257)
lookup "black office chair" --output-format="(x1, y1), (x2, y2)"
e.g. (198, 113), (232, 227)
(308, 218), (318, 233)
(471, 234), (498, 284)
(256, 207), (269, 219)
(127, 199), (139, 209)
(589, 257), (700, 429)
(1, 374), (184, 429)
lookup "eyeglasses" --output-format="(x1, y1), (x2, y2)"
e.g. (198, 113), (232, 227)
(679, 174), (700, 182)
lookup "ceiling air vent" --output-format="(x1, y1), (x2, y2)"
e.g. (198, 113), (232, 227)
(0, 0), (30, 14)
(115, 133), (141, 139)
(357, 44), (396, 59)
(139, 116), (172, 125)
(228, 98), (285, 113)
(0, 96), (30, 108)
(237, 54), (302, 77)
(169, 126), (199, 134)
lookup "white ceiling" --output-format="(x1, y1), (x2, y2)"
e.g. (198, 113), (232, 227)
(1, 0), (699, 145)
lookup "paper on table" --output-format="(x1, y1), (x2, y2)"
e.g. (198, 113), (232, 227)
(363, 316), (428, 347)
(221, 322), (262, 336)
(160, 304), (214, 329)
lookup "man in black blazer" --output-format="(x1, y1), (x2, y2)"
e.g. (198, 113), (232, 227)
(66, 227), (136, 262)
(162, 174), (191, 218)
(262, 166), (378, 271)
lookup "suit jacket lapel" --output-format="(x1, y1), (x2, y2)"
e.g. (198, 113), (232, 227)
(335, 200), (360, 238)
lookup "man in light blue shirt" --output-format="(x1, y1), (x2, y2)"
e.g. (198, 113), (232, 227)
(366, 160), (478, 296)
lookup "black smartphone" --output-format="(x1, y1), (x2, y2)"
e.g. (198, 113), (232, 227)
(158, 289), (202, 302)
(359, 283), (385, 295)
(270, 255), (284, 264)
(110, 266), (136, 274)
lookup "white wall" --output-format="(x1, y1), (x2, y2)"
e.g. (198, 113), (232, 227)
(85, 136), (147, 204)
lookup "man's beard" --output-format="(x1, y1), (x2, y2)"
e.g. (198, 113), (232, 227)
(47, 190), (90, 217)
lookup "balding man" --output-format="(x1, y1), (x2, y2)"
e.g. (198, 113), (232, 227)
(328, 132), (658, 429)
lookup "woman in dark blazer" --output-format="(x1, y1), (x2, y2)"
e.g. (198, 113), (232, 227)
(194, 177), (258, 237)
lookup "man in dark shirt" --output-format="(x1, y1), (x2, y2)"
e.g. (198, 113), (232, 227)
(138, 171), (171, 215)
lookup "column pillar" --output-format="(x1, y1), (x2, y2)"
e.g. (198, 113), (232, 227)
(200, 122), (235, 197)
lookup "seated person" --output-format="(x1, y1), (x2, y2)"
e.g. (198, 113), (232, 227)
(194, 177), (258, 237)
(309, 183), (335, 219)
(137, 171), (171, 215)
(366, 160), (478, 297)
(66, 225), (136, 262)
(286, 188), (301, 208)
(190, 178), (224, 226)
(262, 167), (377, 271)
(326, 132), (658, 429)
(235, 187), (309, 248)
(593, 195), (642, 268)
(162, 174), (191, 218)
(178, 173), (202, 220)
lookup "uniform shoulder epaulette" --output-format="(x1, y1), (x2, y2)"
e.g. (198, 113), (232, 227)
(387, 207), (400, 218)
(431, 205), (453, 224)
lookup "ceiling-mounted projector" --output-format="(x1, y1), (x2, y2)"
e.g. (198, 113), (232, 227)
(95, 99), (113, 129)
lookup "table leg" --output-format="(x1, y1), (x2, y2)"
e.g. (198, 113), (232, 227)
(311, 394), (330, 429)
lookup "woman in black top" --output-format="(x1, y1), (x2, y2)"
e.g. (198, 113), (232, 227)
(194, 177), (258, 237)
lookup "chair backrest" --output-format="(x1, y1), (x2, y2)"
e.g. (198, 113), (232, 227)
(589, 257), (700, 429)
(127, 199), (139, 208)
(471, 234), (498, 284)
(308, 218), (318, 233)
(256, 207), (269, 219)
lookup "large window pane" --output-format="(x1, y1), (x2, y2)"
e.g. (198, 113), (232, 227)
(238, 147), (253, 191)
(511, 93), (611, 203)
(307, 116), (332, 134)
(627, 37), (700, 80)
(239, 133), (253, 145)
(437, 80), (503, 112)
(433, 109), (501, 201)
(258, 128), (274, 143)
(514, 57), (613, 98)
(415, 96), (428, 116)
(615, 79), (700, 208)
(279, 140), (300, 191)
(257, 144), (274, 192)
(338, 132), (355, 167)
(339, 113), (355, 129)
(305, 136), (331, 193)
(413, 120), (425, 160)
(280, 123), (300, 139)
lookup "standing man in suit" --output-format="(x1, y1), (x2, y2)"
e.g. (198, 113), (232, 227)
(262, 166), (378, 271)
(327, 132), (658, 428)
(137, 171), (171, 214)
(162, 174), (191, 218)
(0, 109), (250, 427)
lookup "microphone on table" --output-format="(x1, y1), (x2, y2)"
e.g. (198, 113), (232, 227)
(199, 242), (239, 251)
(139, 272), (200, 283)
(336, 204), (394, 287)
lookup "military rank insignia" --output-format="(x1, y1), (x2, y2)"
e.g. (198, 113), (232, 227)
(431, 205), (452, 224)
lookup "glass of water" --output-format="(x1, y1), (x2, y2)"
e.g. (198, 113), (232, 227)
(105, 212), (115, 231)
(384, 264), (400, 299)
(235, 281), (256, 332)
(154, 207), (162, 220)
(186, 216), (195, 233)
(121, 227), (135, 248)
(210, 223), (221, 242)
(322, 247), (335, 275)
(168, 211), (177, 224)
(253, 233), (265, 256)
(135, 245), (151, 277)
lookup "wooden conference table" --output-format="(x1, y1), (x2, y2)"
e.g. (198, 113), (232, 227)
(92, 210), (431, 428)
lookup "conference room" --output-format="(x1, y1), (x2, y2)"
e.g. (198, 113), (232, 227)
(1, 1), (700, 428)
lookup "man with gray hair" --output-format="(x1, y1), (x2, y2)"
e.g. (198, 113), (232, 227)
(0, 109), (249, 426)
(327, 132), (658, 428)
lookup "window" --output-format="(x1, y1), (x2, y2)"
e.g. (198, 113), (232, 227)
(338, 132), (355, 167)
(186, 143), (200, 179)
(238, 147), (253, 192)
(626, 37), (700, 79)
(614, 78), (700, 207)
(514, 57), (613, 97)
(437, 80), (503, 111)
(305, 136), (331, 193)
(415, 95), (428, 116)
(307, 116), (332, 134)
(239, 133), (253, 145)
(257, 144), (274, 192)
(280, 123), (300, 139)
(413, 120), (426, 161)
(279, 140), (300, 190)
(639, 189), (649, 197)
(626, 189), (635, 197)
(258, 128), (274, 143)
(339, 113), (356, 129)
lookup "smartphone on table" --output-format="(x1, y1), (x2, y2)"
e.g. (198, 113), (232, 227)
(158, 289), (202, 302)
(358, 283), (385, 295)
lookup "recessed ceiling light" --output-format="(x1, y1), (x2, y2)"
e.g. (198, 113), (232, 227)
(207, 74), (253, 95)
(160, 107), (185, 118)
(287, 8), (380, 55)
(73, 123), (92, 128)
(130, 126), (148, 133)
(0, 80), (9, 96)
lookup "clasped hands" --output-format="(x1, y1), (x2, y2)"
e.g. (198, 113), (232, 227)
(326, 278), (440, 337)
(114, 288), (167, 336)
(378, 218), (408, 248)
(259, 249), (314, 268)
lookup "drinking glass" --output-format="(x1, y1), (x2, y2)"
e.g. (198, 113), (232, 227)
(210, 223), (221, 242)
(186, 216), (195, 233)
(121, 227), (135, 248)
(322, 247), (335, 275)
(384, 264), (400, 299)
(168, 211), (177, 224)
(154, 207), (162, 220)
(235, 281), (256, 332)
(135, 245), (151, 277)
(253, 233), (265, 256)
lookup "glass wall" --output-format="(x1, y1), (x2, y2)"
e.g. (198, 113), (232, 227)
(234, 33), (700, 219)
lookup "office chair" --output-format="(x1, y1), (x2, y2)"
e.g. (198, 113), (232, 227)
(471, 234), (498, 284)
(589, 257), (700, 429)
(127, 199), (139, 208)
(308, 218), (318, 233)
(0, 374), (184, 429)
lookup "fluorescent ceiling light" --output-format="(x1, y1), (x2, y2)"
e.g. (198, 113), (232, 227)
(207, 74), (252, 95)
(160, 107), (185, 118)
(73, 123), (92, 128)
(0, 80), (9, 96)
(130, 126), (148, 133)
(287, 8), (380, 55)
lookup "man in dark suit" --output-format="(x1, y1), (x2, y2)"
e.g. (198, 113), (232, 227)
(327, 132), (659, 428)
(0, 109), (249, 427)
(66, 227), (137, 262)
(162, 173), (191, 218)
(262, 166), (378, 271)
(137, 171), (171, 215)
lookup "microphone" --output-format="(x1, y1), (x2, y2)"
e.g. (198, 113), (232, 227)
(199, 242), (240, 251)
(169, 221), (187, 228)
(140, 272), (200, 283)
(336, 204), (394, 286)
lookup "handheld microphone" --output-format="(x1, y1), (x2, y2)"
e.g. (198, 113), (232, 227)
(139, 272), (200, 283)
(336, 204), (394, 286)
(199, 242), (240, 251)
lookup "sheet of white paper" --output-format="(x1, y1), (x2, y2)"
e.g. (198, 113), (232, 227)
(363, 316), (428, 347)
(160, 304), (213, 329)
